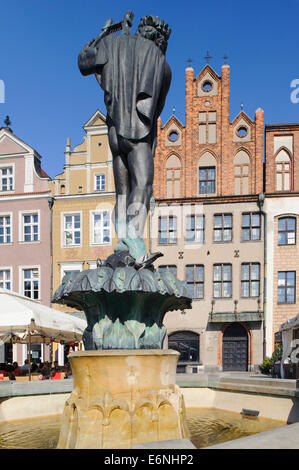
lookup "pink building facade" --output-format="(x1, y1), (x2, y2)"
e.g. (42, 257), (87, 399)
(0, 126), (52, 364)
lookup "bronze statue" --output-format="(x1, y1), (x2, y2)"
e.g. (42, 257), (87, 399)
(52, 12), (192, 351)
(78, 12), (172, 265)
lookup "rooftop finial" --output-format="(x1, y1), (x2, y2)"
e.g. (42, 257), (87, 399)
(4, 115), (11, 128)
(204, 50), (212, 64)
(186, 57), (193, 68)
(241, 102), (244, 111)
(172, 106), (176, 115)
(222, 53), (229, 65)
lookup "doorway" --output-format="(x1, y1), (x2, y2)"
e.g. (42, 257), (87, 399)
(222, 323), (248, 371)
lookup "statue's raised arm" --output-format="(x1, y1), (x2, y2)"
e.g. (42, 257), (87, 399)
(78, 11), (134, 76)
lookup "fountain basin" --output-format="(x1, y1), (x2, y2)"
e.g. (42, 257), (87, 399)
(1, 373), (299, 449)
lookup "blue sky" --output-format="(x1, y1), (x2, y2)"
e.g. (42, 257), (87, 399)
(0, 0), (298, 178)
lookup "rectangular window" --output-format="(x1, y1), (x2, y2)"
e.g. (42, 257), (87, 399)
(242, 213), (261, 241)
(278, 217), (296, 245)
(23, 268), (39, 299)
(23, 213), (39, 242)
(159, 265), (177, 276)
(0, 167), (13, 191)
(186, 265), (204, 299)
(186, 214), (204, 243)
(278, 271), (296, 304)
(241, 263), (260, 298)
(214, 214), (233, 242)
(92, 211), (111, 244)
(63, 214), (81, 246)
(158, 216), (177, 244)
(199, 167), (216, 194)
(0, 215), (11, 244)
(213, 264), (232, 298)
(0, 269), (11, 290)
(95, 174), (106, 191)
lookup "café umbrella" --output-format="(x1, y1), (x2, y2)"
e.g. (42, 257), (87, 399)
(0, 288), (87, 380)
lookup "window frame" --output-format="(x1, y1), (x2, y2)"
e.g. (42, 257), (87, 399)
(278, 216), (296, 246)
(21, 212), (40, 243)
(185, 214), (205, 244)
(62, 212), (82, 247)
(186, 264), (204, 300)
(158, 215), (177, 245)
(158, 265), (177, 277)
(241, 262), (260, 298)
(0, 212), (12, 244)
(0, 164), (14, 192)
(59, 262), (84, 282)
(213, 263), (232, 299)
(277, 271), (296, 304)
(241, 212), (261, 242)
(0, 267), (12, 290)
(20, 266), (40, 300)
(213, 213), (233, 243)
(199, 166), (216, 195)
(90, 209), (112, 246)
(94, 173), (106, 191)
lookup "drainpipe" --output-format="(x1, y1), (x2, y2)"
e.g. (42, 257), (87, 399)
(258, 192), (267, 361)
(48, 197), (54, 307)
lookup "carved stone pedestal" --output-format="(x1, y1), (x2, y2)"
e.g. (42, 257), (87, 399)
(57, 350), (189, 449)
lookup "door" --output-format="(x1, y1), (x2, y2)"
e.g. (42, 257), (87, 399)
(222, 323), (248, 371)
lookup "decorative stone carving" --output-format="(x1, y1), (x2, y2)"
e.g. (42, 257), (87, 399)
(57, 350), (189, 449)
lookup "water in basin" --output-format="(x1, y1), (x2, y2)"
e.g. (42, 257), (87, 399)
(0, 408), (285, 449)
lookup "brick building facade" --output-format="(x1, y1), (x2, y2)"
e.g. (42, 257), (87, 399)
(264, 124), (299, 356)
(151, 64), (265, 371)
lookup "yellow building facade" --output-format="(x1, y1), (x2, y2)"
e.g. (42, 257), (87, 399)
(51, 110), (117, 317)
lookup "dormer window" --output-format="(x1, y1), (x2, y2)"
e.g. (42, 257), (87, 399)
(0, 167), (13, 191)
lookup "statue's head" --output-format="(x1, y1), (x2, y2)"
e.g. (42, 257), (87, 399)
(136, 15), (171, 54)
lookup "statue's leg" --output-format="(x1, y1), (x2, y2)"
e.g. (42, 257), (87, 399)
(125, 142), (154, 257)
(108, 126), (131, 251)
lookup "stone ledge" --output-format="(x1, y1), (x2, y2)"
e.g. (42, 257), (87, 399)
(205, 422), (299, 449)
(212, 382), (299, 398)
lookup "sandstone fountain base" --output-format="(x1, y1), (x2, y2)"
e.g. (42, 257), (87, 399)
(57, 349), (189, 449)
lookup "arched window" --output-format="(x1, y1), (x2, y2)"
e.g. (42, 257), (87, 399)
(168, 331), (200, 363)
(234, 150), (250, 195)
(166, 154), (181, 198)
(276, 149), (291, 191)
(278, 216), (296, 245)
(198, 152), (217, 195)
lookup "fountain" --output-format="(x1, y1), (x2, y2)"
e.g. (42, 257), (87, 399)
(52, 11), (193, 449)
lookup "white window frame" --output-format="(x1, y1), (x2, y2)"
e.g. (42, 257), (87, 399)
(19, 265), (40, 300)
(59, 261), (84, 282)
(94, 173), (106, 191)
(0, 267), (12, 290)
(19, 210), (40, 243)
(0, 163), (14, 192)
(0, 212), (13, 244)
(90, 209), (112, 246)
(61, 211), (82, 247)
